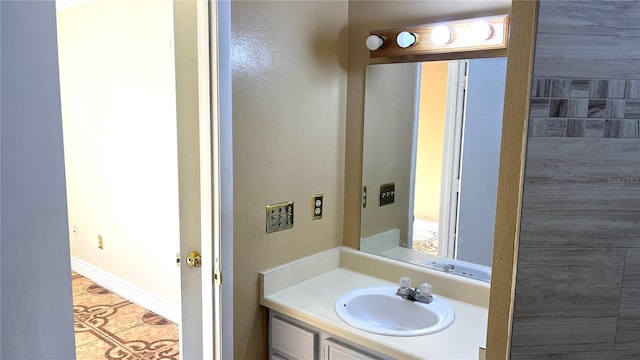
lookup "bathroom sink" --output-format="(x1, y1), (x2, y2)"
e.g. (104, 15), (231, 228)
(334, 286), (454, 336)
(420, 259), (492, 283)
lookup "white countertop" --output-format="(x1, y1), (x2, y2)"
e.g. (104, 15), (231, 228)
(260, 248), (488, 360)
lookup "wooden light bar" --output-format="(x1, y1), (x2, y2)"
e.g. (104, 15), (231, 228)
(368, 14), (510, 58)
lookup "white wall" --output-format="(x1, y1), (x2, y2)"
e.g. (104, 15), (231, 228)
(57, 0), (180, 313)
(0, 1), (76, 358)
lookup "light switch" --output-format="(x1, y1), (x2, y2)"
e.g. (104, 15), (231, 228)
(266, 201), (294, 233)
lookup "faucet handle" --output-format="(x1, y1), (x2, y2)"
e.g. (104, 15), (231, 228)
(418, 282), (432, 296)
(399, 277), (411, 289)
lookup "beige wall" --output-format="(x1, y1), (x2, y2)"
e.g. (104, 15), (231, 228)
(231, 1), (348, 358)
(57, 0), (180, 309)
(360, 63), (418, 242)
(414, 61), (449, 223)
(344, 0), (511, 248)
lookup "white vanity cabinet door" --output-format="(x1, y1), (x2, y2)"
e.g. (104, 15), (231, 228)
(324, 339), (384, 360)
(270, 316), (317, 360)
(268, 310), (394, 360)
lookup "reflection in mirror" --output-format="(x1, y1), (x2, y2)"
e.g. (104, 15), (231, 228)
(360, 58), (507, 283)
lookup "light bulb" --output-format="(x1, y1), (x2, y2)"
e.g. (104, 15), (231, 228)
(366, 35), (385, 51)
(431, 25), (453, 45)
(470, 21), (494, 41)
(396, 31), (417, 48)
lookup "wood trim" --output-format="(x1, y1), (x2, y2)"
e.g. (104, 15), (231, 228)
(486, 1), (538, 359)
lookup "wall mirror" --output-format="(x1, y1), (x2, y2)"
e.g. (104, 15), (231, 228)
(360, 57), (507, 283)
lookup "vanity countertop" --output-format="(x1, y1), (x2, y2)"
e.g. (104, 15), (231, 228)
(260, 247), (489, 360)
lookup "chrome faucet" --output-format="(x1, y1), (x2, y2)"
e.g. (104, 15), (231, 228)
(396, 277), (433, 304)
(443, 264), (455, 272)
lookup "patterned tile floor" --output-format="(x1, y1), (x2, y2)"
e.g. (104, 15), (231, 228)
(412, 234), (439, 255)
(72, 271), (179, 360)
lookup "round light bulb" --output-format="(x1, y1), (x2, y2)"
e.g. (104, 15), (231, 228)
(431, 25), (453, 45)
(365, 35), (385, 51)
(396, 31), (417, 48)
(470, 21), (494, 41)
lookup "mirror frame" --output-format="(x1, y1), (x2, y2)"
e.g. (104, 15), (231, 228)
(486, 1), (538, 358)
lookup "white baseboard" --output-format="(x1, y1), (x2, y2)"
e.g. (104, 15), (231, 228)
(71, 257), (180, 324)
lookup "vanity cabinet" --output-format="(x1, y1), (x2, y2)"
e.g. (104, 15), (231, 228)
(270, 315), (316, 360)
(324, 339), (383, 360)
(269, 310), (394, 360)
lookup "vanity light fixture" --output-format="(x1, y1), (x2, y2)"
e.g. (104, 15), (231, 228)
(366, 14), (509, 58)
(365, 35), (386, 51)
(396, 31), (418, 48)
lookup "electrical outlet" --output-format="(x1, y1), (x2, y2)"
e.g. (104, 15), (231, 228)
(98, 234), (103, 250)
(266, 201), (294, 233)
(312, 194), (323, 220)
(379, 183), (395, 206)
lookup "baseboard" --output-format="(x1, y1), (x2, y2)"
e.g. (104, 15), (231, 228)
(71, 257), (180, 324)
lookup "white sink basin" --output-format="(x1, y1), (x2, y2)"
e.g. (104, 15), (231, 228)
(420, 260), (492, 283)
(334, 286), (455, 336)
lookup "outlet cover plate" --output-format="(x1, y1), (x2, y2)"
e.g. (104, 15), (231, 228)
(312, 194), (323, 220)
(266, 201), (294, 233)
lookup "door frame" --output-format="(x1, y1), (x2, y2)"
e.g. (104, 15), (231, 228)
(438, 60), (467, 259)
(407, 63), (422, 249)
(173, 0), (232, 358)
(210, 1), (234, 359)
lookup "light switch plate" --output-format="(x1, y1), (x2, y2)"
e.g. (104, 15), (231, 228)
(379, 183), (395, 206)
(266, 201), (294, 233)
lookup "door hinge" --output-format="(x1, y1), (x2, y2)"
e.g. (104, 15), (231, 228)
(456, 178), (461, 193)
(362, 186), (367, 208)
(461, 76), (468, 90)
(214, 269), (222, 286)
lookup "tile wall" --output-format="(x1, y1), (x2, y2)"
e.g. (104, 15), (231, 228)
(512, 138), (640, 357)
(510, 0), (640, 358)
(528, 78), (640, 138)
